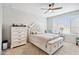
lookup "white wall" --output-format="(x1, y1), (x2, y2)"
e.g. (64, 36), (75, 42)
(2, 4), (47, 47)
(0, 4), (2, 54)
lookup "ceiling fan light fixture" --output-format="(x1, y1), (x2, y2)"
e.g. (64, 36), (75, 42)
(49, 4), (51, 7)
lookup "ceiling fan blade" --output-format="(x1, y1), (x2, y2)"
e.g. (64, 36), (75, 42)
(41, 8), (48, 10)
(44, 10), (49, 14)
(51, 7), (63, 10)
(51, 3), (55, 7)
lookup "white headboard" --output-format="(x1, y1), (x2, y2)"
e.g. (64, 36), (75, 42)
(30, 23), (41, 34)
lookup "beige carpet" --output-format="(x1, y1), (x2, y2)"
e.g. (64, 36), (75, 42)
(2, 42), (79, 55)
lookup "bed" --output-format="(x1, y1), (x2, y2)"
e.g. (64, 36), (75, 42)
(29, 33), (63, 55)
(28, 23), (63, 55)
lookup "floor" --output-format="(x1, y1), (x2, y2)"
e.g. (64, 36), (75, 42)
(2, 41), (79, 55)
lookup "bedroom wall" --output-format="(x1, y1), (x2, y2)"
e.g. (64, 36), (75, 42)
(0, 4), (2, 54)
(2, 4), (47, 46)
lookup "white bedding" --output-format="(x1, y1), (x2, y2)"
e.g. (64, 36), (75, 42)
(30, 33), (59, 41)
(29, 33), (63, 55)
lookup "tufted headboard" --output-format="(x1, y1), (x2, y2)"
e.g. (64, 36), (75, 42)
(29, 23), (44, 34)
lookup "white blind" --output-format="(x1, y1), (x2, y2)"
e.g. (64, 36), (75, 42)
(71, 15), (79, 34)
(47, 11), (79, 34)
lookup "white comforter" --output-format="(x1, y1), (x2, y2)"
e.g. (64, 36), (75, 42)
(30, 33), (59, 41)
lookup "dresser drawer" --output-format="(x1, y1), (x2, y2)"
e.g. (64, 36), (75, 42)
(12, 31), (27, 35)
(11, 38), (27, 42)
(12, 34), (27, 38)
(12, 35), (27, 40)
(11, 40), (26, 48)
(12, 27), (27, 32)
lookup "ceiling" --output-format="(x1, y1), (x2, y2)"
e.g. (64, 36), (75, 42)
(3, 3), (79, 18)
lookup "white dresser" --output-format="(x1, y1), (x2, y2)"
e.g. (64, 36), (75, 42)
(11, 27), (27, 48)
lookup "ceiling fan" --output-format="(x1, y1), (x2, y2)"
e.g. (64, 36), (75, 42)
(41, 3), (63, 14)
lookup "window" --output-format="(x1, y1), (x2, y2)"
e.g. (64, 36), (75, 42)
(47, 11), (79, 34)
(52, 16), (70, 34)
